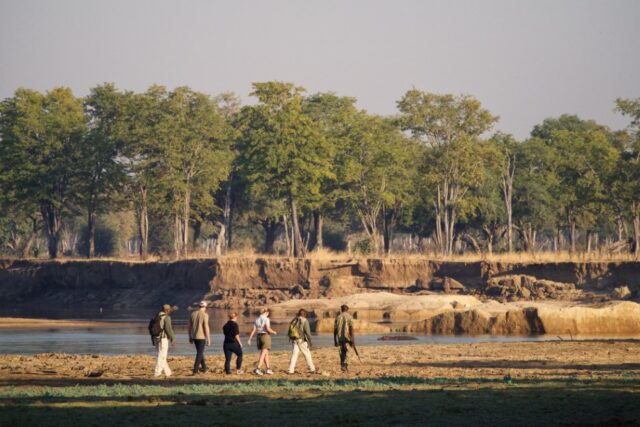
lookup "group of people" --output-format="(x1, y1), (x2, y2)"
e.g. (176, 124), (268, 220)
(151, 302), (356, 377)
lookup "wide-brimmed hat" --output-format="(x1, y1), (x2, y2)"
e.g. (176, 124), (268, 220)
(162, 304), (178, 312)
(199, 301), (207, 307)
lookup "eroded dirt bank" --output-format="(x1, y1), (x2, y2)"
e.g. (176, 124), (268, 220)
(1, 258), (639, 334)
(1, 257), (638, 308)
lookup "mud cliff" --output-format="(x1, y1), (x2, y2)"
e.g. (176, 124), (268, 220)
(0, 258), (638, 315)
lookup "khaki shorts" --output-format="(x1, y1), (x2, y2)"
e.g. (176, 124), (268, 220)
(257, 334), (271, 350)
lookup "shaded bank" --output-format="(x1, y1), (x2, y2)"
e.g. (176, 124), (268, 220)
(1, 258), (638, 311)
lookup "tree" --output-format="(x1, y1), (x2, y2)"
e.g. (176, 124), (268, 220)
(302, 92), (358, 251)
(81, 83), (127, 258)
(491, 133), (518, 253)
(615, 97), (640, 257)
(117, 88), (163, 259)
(156, 87), (234, 258)
(0, 87), (85, 258)
(236, 82), (334, 258)
(398, 91), (498, 255)
(512, 138), (560, 253)
(532, 118), (619, 253)
(336, 112), (419, 254)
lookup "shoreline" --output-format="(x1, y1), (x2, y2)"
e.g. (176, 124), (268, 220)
(0, 317), (130, 329)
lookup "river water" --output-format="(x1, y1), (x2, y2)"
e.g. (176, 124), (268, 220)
(1, 308), (637, 356)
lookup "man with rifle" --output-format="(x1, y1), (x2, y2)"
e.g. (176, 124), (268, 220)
(334, 304), (357, 372)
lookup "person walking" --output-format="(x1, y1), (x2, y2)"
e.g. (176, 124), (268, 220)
(334, 304), (355, 372)
(287, 309), (316, 374)
(188, 301), (211, 375)
(247, 308), (277, 375)
(153, 304), (176, 378)
(222, 312), (244, 374)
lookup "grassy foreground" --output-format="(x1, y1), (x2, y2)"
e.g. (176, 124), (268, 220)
(1, 377), (639, 427)
(1, 341), (639, 426)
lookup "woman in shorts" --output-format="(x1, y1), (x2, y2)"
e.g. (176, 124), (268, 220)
(247, 308), (277, 375)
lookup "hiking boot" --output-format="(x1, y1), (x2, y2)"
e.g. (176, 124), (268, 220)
(254, 368), (264, 376)
(265, 369), (273, 375)
(225, 370), (232, 375)
(287, 371), (295, 375)
(236, 369), (244, 375)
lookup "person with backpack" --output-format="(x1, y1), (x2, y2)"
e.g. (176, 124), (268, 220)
(247, 308), (277, 375)
(150, 304), (176, 378)
(188, 301), (211, 375)
(287, 309), (316, 374)
(334, 304), (355, 372)
(222, 312), (244, 375)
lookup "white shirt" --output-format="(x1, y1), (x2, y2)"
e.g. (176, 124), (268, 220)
(254, 314), (270, 334)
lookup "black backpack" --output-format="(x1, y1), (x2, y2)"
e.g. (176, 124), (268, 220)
(148, 314), (163, 345)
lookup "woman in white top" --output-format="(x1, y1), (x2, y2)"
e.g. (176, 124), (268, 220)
(247, 308), (277, 375)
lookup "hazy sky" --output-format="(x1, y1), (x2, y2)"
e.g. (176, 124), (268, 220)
(1, 0), (638, 139)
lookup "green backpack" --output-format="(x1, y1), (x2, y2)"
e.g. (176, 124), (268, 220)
(288, 317), (302, 340)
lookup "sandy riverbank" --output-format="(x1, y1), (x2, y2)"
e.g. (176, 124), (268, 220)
(1, 340), (639, 385)
(0, 317), (125, 329)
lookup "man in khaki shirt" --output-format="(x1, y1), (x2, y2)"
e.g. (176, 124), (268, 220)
(189, 301), (211, 375)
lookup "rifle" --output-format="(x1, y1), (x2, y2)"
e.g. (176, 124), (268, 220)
(350, 341), (362, 363)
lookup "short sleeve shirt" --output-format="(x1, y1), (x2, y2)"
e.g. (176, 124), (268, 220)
(223, 320), (240, 344)
(254, 314), (271, 334)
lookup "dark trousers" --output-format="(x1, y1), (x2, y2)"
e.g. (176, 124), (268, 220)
(193, 339), (207, 372)
(223, 342), (243, 373)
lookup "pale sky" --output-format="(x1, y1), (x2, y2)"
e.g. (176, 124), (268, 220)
(1, 0), (638, 139)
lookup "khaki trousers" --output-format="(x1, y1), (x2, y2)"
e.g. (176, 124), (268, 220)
(287, 339), (315, 373)
(154, 338), (172, 376)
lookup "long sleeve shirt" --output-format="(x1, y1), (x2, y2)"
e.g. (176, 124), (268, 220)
(159, 312), (175, 342)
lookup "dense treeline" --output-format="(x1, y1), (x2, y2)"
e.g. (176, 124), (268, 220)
(0, 82), (638, 259)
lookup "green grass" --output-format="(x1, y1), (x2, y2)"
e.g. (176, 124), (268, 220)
(1, 377), (639, 426)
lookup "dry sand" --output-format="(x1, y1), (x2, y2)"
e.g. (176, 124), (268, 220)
(1, 341), (639, 386)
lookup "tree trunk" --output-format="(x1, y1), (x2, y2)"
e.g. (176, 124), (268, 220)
(586, 230), (593, 254)
(86, 203), (96, 258)
(262, 218), (278, 254)
(224, 182), (232, 250)
(501, 154), (515, 253)
(182, 188), (190, 257)
(568, 210), (577, 253)
(289, 196), (306, 258)
(616, 214), (626, 242)
(481, 225), (494, 255)
(215, 222), (226, 256)
(460, 232), (481, 253)
(192, 220), (202, 252)
(20, 216), (39, 258)
(633, 205), (640, 259)
(136, 186), (149, 260)
(174, 213), (182, 259)
(282, 214), (291, 256)
(40, 200), (62, 259)
(312, 210), (323, 251)
(383, 204), (400, 255)
(383, 214), (392, 255)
